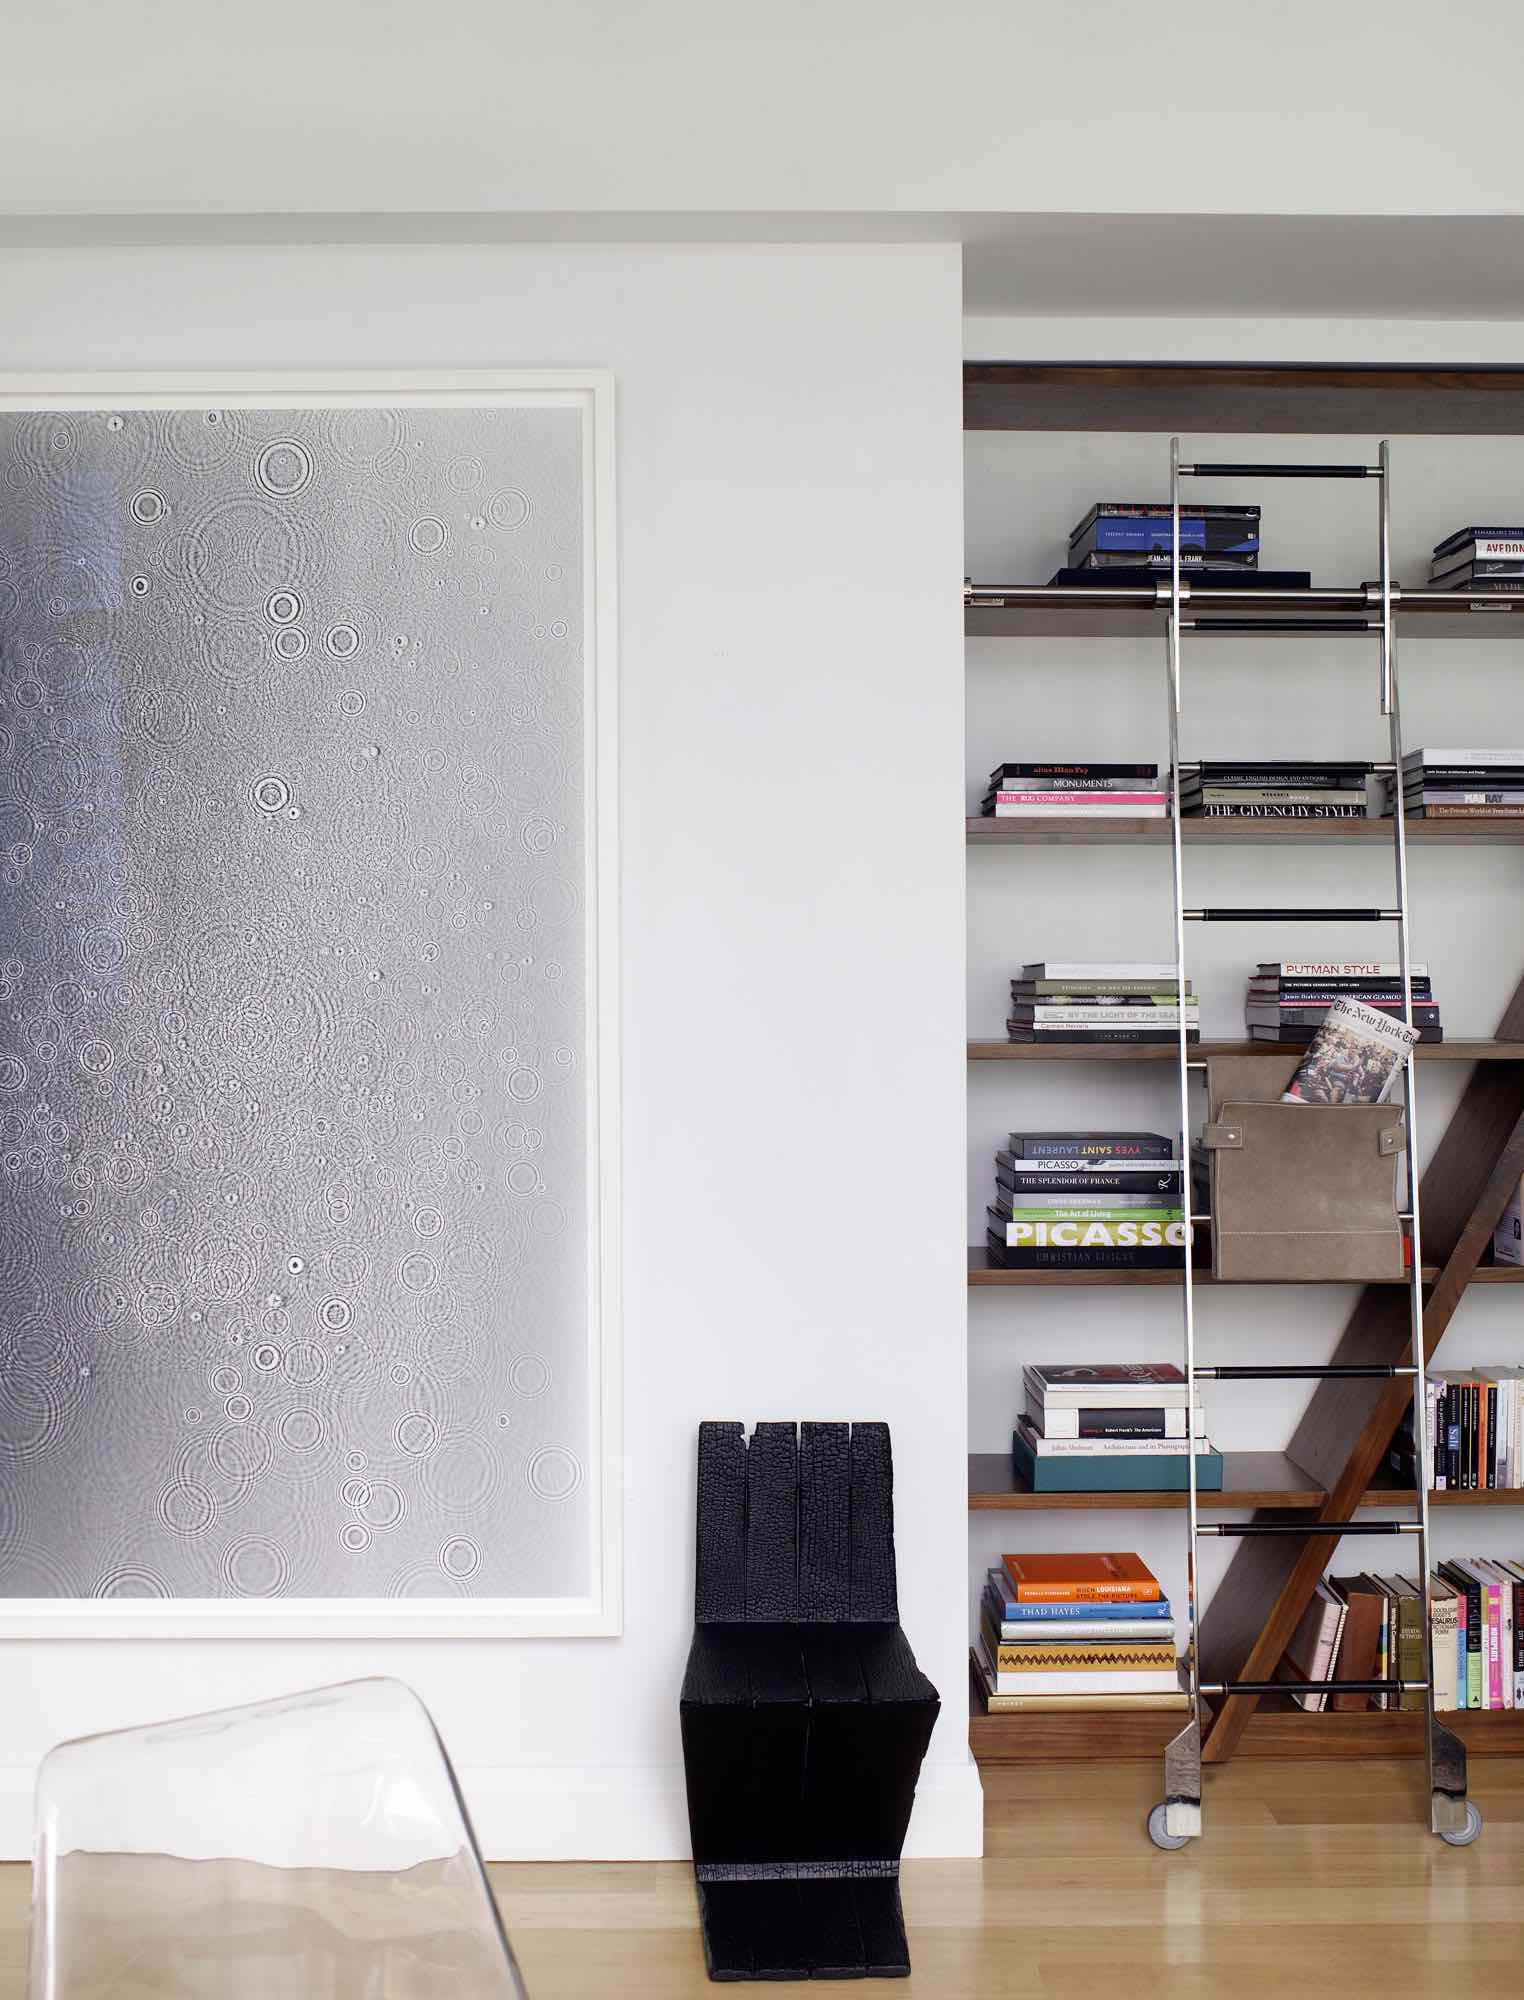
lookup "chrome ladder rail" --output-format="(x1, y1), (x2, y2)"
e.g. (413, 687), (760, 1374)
(1150, 439), (1474, 1849)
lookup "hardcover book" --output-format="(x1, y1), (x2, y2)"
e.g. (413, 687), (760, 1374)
(1005, 1131), (1174, 1158)
(999, 1552), (1163, 1603)
(1013, 1420), (1213, 1460)
(1024, 1362), (1188, 1401)
(1011, 1432), (1224, 1493)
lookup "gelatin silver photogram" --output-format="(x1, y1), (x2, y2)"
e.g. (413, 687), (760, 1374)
(0, 401), (601, 1605)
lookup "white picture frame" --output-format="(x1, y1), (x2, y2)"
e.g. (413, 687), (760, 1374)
(0, 372), (621, 1638)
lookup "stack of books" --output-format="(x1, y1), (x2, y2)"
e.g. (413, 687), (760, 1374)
(1013, 1363), (1222, 1494)
(1008, 961), (1198, 1045)
(1392, 1369), (1524, 1491)
(1244, 960), (1441, 1046)
(986, 1130), (1191, 1273)
(1181, 760), (1373, 820)
(1050, 500), (1310, 589)
(1298, 1565), (1524, 1713)
(1429, 525), (1524, 595)
(980, 762), (1167, 820)
(975, 1553), (1187, 1713)
(1381, 748), (1524, 820)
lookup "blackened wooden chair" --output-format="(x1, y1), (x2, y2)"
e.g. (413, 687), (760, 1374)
(679, 1421), (940, 1982)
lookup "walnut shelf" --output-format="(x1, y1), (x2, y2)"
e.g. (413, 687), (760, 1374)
(968, 1039), (1524, 1063)
(966, 584), (1524, 641)
(967, 1661), (1524, 1764)
(964, 1246), (1516, 1287)
(968, 814), (1524, 845)
(967, 1449), (1524, 1512)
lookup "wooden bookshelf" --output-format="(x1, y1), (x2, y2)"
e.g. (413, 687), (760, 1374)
(966, 1659), (1524, 1763)
(968, 1449), (1524, 1512)
(966, 591), (1524, 641)
(963, 361), (1524, 436)
(961, 358), (1524, 1777)
(968, 814), (1524, 845)
(968, 1039), (1524, 1063)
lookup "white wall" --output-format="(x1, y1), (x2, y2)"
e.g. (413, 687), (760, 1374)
(4, 2), (1522, 220)
(0, 242), (980, 1859)
(964, 315), (1524, 1643)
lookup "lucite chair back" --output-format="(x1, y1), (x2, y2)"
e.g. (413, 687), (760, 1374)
(30, 1676), (528, 1998)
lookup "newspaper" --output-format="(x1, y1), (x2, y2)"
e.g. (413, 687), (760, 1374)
(1281, 996), (1422, 1106)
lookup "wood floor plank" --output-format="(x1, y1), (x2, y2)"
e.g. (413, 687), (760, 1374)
(0, 1758), (1519, 1996)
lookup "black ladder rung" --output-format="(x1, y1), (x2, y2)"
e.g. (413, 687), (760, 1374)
(1198, 1678), (1426, 1697)
(1179, 462), (1380, 479)
(1183, 907), (1401, 922)
(1196, 1365), (1418, 1381)
(1198, 1520), (1422, 1539)
(1181, 617), (1380, 634)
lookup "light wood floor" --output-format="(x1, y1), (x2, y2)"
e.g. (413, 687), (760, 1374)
(2, 1758), (1520, 1997)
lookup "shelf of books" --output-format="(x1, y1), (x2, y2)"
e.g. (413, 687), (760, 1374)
(967, 1663), (1524, 1764)
(968, 814), (1524, 845)
(970, 1544), (1524, 1765)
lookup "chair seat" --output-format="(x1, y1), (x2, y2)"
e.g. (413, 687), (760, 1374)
(681, 1623), (938, 1712)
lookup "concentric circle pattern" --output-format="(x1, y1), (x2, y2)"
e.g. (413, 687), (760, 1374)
(0, 401), (590, 1604)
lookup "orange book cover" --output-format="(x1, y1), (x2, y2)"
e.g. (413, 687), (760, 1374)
(1001, 1552), (1162, 1603)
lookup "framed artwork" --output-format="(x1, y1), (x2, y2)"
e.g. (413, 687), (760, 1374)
(0, 375), (620, 1635)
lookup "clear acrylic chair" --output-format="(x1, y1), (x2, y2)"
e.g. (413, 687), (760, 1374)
(30, 1677), (528, 1998)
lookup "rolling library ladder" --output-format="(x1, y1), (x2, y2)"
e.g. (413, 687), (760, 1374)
(1149, 439), (1478, 1850)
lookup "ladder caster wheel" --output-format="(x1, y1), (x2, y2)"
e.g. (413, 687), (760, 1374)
(1439, 1802), (1483, 1847)
(1147, 1803), (1191, 1852)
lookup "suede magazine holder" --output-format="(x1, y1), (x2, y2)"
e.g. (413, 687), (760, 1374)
(1201, 1053), (1406, 1282)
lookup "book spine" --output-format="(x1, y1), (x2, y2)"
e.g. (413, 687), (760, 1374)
(1007, 1030), (1201, 1045)
(1012, 1006), (1198, 1023)
(1432, 1593), (1459, 1711)
(1007, 1582), (1162, 1604)
(998, 1175), (1183, 1197)
(990, 767), (1160, 784)
(1005, 1148), (1174, 1160)
(1446, 1383), (1460, 1491)
(1192, 788), (1369, 805)
(1268, 963), (1428, 976)
(1014, 1429), (1211, 1458)
(991, 790), (1168, 806)
(988, 1241), (1188, 1271)
(1001, 1220), (1190, 1248)
(1403, 804), (1524, 817)
(1190, 770), (1372, 788)
(992, 1200), (1184, 1216)
(985, 1588), (1172, 1623)
(1031, 1406), (1190, 1439)
(1194, 803), (1367, 818)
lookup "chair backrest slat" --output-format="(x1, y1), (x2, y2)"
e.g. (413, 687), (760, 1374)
(744, 1422), (800, 1621)
(695, 1421), (748, 1623)
(798, 1422), (851, 1622)
(848, 1422), (898, 1623)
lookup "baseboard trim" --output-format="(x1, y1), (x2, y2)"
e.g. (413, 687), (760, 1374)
(0, 1755), (985, 1862)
